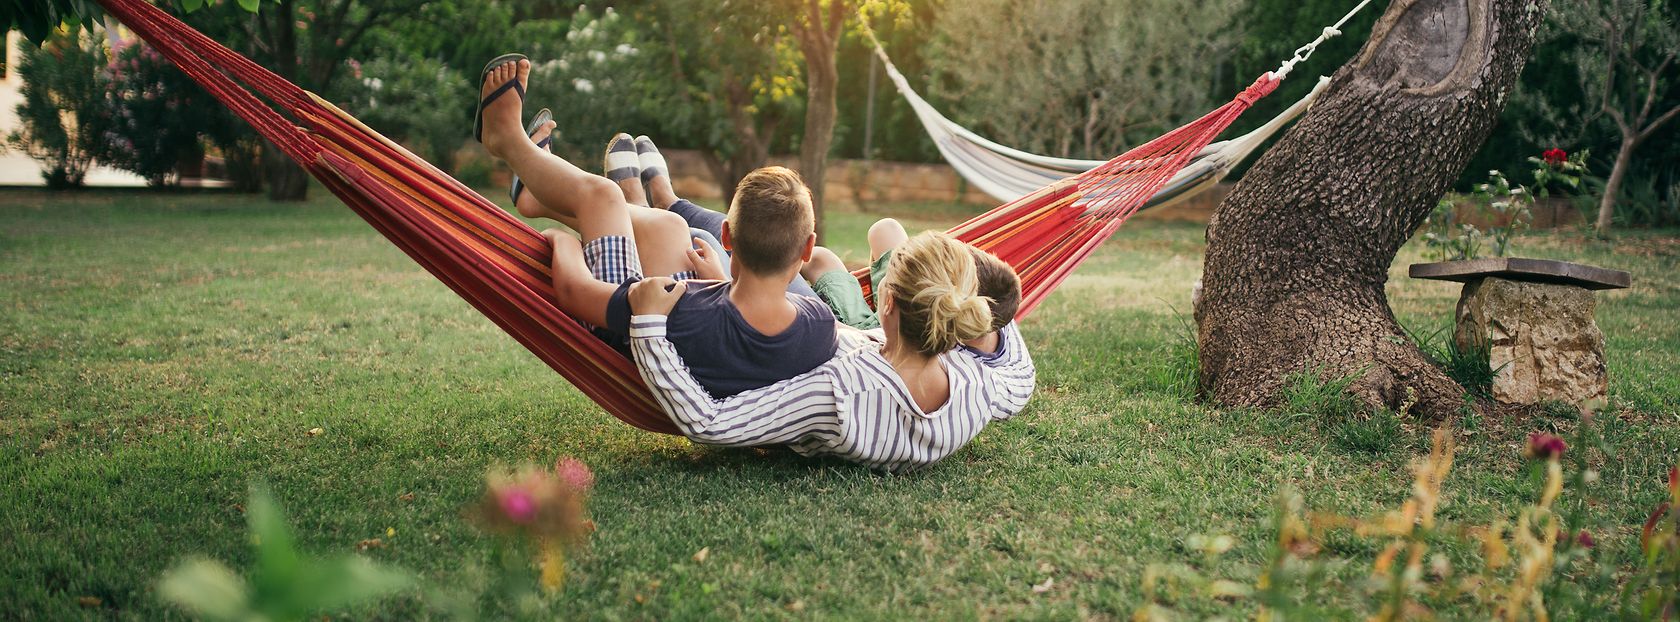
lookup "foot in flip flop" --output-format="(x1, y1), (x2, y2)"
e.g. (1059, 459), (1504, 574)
(604, 133), (646, 207)
(636, 136), (678, 210)
(476, 55), (531, 159)
(511, 109), (556, 215)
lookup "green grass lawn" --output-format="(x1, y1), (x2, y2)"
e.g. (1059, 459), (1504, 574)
(3, 188), (1678, 619)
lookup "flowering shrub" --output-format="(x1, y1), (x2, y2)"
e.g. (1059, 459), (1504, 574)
(1529, 148), (1589, 199)
(97, 40), (229, 186)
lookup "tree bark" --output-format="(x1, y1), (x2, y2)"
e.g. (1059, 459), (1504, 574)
(1197, 0), (1543, 419)
(1597, 137), (1636, 233)
(792, 0), (845, 243)
(262, 0), (308, 201)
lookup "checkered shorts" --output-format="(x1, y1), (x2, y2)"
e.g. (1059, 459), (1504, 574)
(582, 235), (644, 284)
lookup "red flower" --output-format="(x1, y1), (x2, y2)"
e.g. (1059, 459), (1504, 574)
(1525, 432), (1567, 460)
(1542, 148), (1568, 167)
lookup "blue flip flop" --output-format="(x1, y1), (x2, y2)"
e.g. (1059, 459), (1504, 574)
(510, 108), (553, 205)
(473, 53), (528, 144)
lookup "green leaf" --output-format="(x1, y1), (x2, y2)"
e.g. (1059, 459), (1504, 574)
(245, 484), (302, 598)
(157, 558), (254, 622)
(237, 0), (262, 12)
(292, 556), (415, 611)
(182, 0), (206, 13)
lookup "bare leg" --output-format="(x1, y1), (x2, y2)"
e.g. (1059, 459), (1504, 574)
(868, 218), (909, 262)
(483, 61), (631, 244)
(635, 207), (699, 277)
(646, 165), (680, 211)
(617, 177), (649, 208)
(800, 246), (847, 282)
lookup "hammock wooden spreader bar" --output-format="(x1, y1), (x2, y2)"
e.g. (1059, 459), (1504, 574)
(98, 0), (1278, 433)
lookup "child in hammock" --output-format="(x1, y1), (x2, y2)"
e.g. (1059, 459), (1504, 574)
(474, 56), (838, 400)
(622, 231), (1020, 472)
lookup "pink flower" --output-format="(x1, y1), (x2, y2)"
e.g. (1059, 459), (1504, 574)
(555, 457), (595, 493)
(497, 489), (537, 524)
(1526, 432), (1567, 460)
(1575, 530), (1595, 548)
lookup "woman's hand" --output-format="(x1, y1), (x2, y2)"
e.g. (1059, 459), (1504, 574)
(629, 277), (687, 316)
(687, 237), (728, 281)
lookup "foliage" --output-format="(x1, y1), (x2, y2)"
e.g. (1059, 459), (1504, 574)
(1421, 199), (1486, 262)
(6, 27), (109, 189)
(1407, 323), (1498, 400)
(927, 0), (1243, 159)
(95, 40), (229, 186)
(1277, 366), (1400, 454)
(1529, 148), (1589, 198)
(1472, 170), (1536, 258)
(157, 484), (413, 621)
(342, 56), (473, 174)
(622, 0), (806, 198)
(1134, 418), (1671, 620)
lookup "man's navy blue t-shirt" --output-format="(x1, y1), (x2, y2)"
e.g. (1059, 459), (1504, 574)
(605, 279), (838, 399)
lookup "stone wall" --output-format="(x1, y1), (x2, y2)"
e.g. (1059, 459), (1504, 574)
(658, 148), (1229, 222)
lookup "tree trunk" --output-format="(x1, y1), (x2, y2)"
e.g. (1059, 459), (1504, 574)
(793, 0), (845, 243)
(1596, 135), (1636, 234)
(1197, 0), (1543, 419)
(263, 0), (309, 202)
(800, 51), (838, 242)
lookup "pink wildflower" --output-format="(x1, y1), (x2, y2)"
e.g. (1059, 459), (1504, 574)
(554, 457), (595, 493)
(1525, 432), (1567, 460)
(497, 488), (537, 524)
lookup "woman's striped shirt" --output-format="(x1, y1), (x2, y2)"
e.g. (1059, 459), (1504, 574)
(629, 316), (1035, 473)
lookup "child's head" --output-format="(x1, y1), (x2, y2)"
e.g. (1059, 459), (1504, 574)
(880, 232), (992, 356)
(969, 248), (1021, 331)
(725, 166), (815, 276)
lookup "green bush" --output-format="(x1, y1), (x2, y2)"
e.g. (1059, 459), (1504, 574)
(343, 56), (474, 175)
(6, 27), (108, 189)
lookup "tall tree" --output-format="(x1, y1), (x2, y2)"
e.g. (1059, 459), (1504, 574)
(1197, 0), (1545, 418)
(1551, 0), (1680, 234)
(784, 0), (848, 240)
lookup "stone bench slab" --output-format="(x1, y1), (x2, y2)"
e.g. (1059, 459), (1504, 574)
(1408, 258), (1630, 290)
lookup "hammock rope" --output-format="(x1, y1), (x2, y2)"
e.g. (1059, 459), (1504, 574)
(95, 0), (1354, 433)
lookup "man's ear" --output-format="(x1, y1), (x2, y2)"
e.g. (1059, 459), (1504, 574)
(720, 222), (735, 251)
(799, 232), (816, 262)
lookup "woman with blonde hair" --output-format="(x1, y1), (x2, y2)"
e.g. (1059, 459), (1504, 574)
(614, 231), (1034, 472)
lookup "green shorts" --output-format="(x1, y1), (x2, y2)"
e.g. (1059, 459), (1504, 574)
(869, 249), (893, 307)
(811, 269), (880, 330)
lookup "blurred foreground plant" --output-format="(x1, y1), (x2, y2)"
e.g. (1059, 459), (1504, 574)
(470, 458), (595, 595)
(157, 484), (413, 621)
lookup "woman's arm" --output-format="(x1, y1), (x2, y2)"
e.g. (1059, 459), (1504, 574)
(626, 279), (843, 446)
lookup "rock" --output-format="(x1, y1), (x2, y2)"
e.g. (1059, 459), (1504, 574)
(1454, 277), (1607, 405)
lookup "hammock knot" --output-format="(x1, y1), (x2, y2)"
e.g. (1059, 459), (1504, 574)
(1237, 75), (1281, 106)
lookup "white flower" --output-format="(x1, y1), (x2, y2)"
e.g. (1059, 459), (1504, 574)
(615, 43), (636, 56)
(589, 50), (606, 63)
(573, 78), (595, 93)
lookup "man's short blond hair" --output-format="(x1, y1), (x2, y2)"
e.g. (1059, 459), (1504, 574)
(727, 166), (814, 275)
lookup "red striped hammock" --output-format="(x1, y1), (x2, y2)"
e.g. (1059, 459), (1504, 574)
(98, 0), (1277, 435)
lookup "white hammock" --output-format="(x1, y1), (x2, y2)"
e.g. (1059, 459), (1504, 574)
(871, 47), (1332, 206)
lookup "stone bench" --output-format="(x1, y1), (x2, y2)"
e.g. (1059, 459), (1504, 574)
(1409, 258), (1630, 406)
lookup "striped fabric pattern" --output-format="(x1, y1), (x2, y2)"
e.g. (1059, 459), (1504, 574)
(629, 316), (1033, 473)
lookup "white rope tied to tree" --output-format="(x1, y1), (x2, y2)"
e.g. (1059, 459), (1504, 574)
(1270, 0), (1377, 80)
